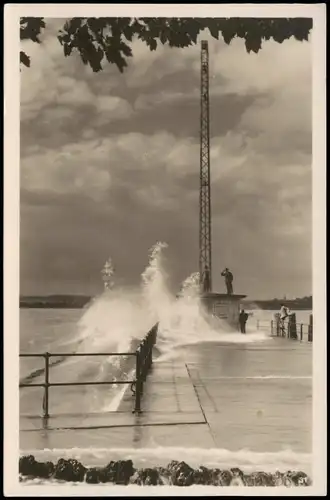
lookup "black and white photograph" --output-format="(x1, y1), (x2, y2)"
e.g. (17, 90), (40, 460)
(4, 3), (326, 495)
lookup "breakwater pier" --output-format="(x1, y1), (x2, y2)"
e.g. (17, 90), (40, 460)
(20, 318), (312, 486)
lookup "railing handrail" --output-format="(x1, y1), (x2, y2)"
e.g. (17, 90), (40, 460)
(255, 314), (313, 343)
(19, 352), (136, 357)
(256, 319), (310, 326)
(20, 380), (135, 388)
(19, 323), (158, 418)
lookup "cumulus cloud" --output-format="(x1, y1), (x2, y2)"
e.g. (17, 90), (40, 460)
(20, 20), (312, 298)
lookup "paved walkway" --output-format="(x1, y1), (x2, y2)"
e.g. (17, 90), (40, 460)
(20, 337), (312, 454)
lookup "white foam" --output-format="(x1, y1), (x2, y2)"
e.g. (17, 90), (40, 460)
(29, 242), (272, 414)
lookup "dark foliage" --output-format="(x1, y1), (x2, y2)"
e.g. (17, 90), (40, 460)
(20, 17), (312, 72)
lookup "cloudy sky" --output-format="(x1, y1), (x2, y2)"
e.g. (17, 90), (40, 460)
(20, 18), (312, 299)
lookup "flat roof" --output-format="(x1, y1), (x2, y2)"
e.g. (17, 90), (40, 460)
(201, 293), (247, 300)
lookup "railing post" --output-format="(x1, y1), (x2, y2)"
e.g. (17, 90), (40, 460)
(308, 314), (313, 342)
(42, 352), (50, 419)
(142, 340), (147, 382)
(275, 313), (280, 336)
(288, 313), (297, 340)
(147, 333), (152, 371)
(133, 349), (142, 413)
(256, 319), (260, 331)
(270, 319), (274, 336)
(300, 323), (303, 341)
(150, 338), (153, 367)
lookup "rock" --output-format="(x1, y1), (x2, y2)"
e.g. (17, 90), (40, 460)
(104, 460), (135, 485)
(155, 466), (172, 485)
(19, 455), (54, 479)
(243, 473), (256, 486)
(167, 460), (180, 473)
(281, 470), (296, 487)
(248, 471), (275, 486)
(281, 470), (312, 487)
(193, 466), (221, 485)
(85, 468), (99, 484)
(54, 458), (86, 482)
(273, 470), (285, 486)
(85, 467), (111, 484)
(34, 461), (55, 479)
(283, 475), (294, 486)
(131, 468), (163, 485)
(19, 455), (36, 476)
(218, 469), (233, 486)
(229, 468), (246, 486)
(167, 460), (195, 486)
(290, 471), (311, 486)
(292, 471), (312, 486)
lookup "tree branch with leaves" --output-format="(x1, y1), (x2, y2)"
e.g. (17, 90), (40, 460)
(20, 17), (312, 73)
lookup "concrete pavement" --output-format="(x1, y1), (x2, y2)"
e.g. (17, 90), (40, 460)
(20, 336), (312, 455)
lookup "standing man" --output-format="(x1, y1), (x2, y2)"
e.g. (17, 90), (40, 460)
(280, 304), (290, 320)
(221, 267), (234, 295)
(239, 309), (249, 333)
(279, 303), (290, 335)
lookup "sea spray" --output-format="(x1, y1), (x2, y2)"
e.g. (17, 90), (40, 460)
(27, 243), (173, 413)
(101, 257), (115, 290)
(42, 287), (152, 413)
(154, 266), (269, 362)
(21, 242), (269, 415)
(141, 241), (173, 325)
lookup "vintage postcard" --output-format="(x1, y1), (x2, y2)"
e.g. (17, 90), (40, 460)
(3, 3), (326, 496)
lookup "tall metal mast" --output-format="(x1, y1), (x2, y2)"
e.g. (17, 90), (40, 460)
(199, 40), (212, 292)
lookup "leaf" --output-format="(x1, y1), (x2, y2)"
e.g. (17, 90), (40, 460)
(123, 26), (133, 41)
(66, 17), (83, 35)
(58, 33), (71, 45)
(90, 59), (103, 72)
(245, 36), (262, 54)
(160, 30), (168, 45)
(149, 38), (157, 51)
(113, 54), (127, 73)
(20, 50), (30, 67)
(81, 52), (89, 65)
(291, 18), (312, 42)
(120, 41), (133, 57)
(207, 19), (219, 40)
(221, 28), (236, 45)
(63, 44), (73, 57)
(293, 31), (309, 42)
(20, 17), (45, 43)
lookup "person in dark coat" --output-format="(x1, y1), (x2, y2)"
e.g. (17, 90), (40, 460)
(239, 309), (249, 333)
(221, 267), (233, 295)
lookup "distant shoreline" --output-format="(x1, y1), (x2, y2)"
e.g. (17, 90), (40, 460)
(20, 304), (87, 309)
(19, 295), (312, 310)
(20, 295), (91, 309)
(242, 299), (312, 311)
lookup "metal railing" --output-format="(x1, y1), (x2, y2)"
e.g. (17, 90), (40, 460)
(255, 314), (313, 342)
(19, 323), (158, 418)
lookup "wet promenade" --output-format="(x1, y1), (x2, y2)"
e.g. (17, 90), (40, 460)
(20, 336), (312, 455)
